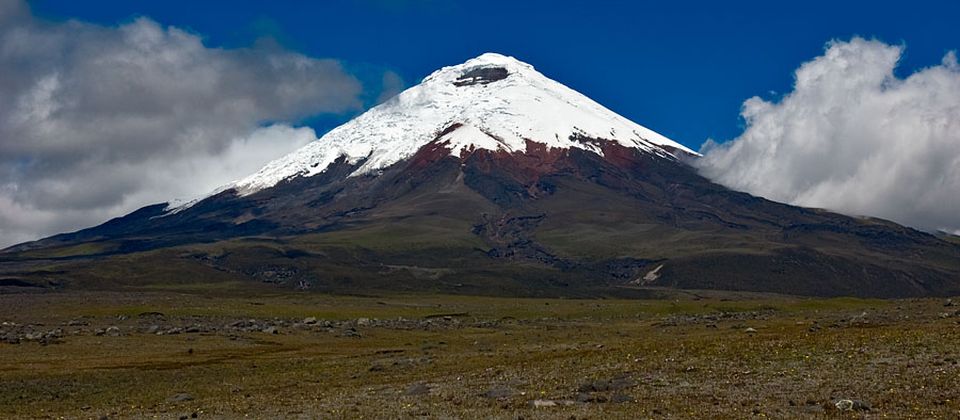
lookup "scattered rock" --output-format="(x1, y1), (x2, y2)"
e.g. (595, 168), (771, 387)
(744, 327), (757, 334)
(105, 326), (121, 337)
(663, 310), (775, 326)
(167, 393), (194, 403)
(303, 317), (317, 325)
(530, 399), (575, 408)
(834, 399), (870, 411)
(262, 326), (278, 334)
(946, 299), (955, 307)
(226, 319), (266, 332)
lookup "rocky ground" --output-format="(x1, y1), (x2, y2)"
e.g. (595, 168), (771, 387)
(0, 291), (958, 418)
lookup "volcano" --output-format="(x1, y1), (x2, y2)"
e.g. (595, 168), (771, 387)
(3, 53), (959, 298)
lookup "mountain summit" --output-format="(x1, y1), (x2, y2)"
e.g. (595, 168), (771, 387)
(229, 53), (695, 195)
(3, 54), (959, 298)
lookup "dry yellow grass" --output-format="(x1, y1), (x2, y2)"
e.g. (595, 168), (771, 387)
(0, 291), (958, 418)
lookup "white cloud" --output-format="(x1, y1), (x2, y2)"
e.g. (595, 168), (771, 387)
(0, 1), (368, 248)
(697, 38), (960, 234)
(0, 124), (318, 247)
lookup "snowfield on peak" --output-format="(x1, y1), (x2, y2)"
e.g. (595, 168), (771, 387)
(229, 53), (696, 196)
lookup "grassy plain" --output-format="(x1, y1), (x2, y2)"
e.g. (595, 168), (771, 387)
(1, 289), (959, 419)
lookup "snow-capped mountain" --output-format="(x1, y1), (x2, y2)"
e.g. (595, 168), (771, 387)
(7, 53), (960, 299)
(229, 53), (695, 195)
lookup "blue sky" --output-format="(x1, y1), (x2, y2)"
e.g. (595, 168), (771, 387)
(3, 0), (958, 246)
(29, 0), (960, 150)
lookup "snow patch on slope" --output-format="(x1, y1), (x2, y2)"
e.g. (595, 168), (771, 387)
(229, 53), (695, 196)
(441, 124), (515, 155)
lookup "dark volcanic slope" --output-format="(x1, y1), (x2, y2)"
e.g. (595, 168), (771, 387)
(3, 135), (959, 298)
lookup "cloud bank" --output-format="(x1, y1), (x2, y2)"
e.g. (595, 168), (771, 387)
(698, 38), (960, 234)
(0, 2), (368, 247)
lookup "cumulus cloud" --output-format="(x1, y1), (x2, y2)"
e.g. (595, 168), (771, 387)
(0, 2), (371, 247)
(698, 38), (960, 234)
